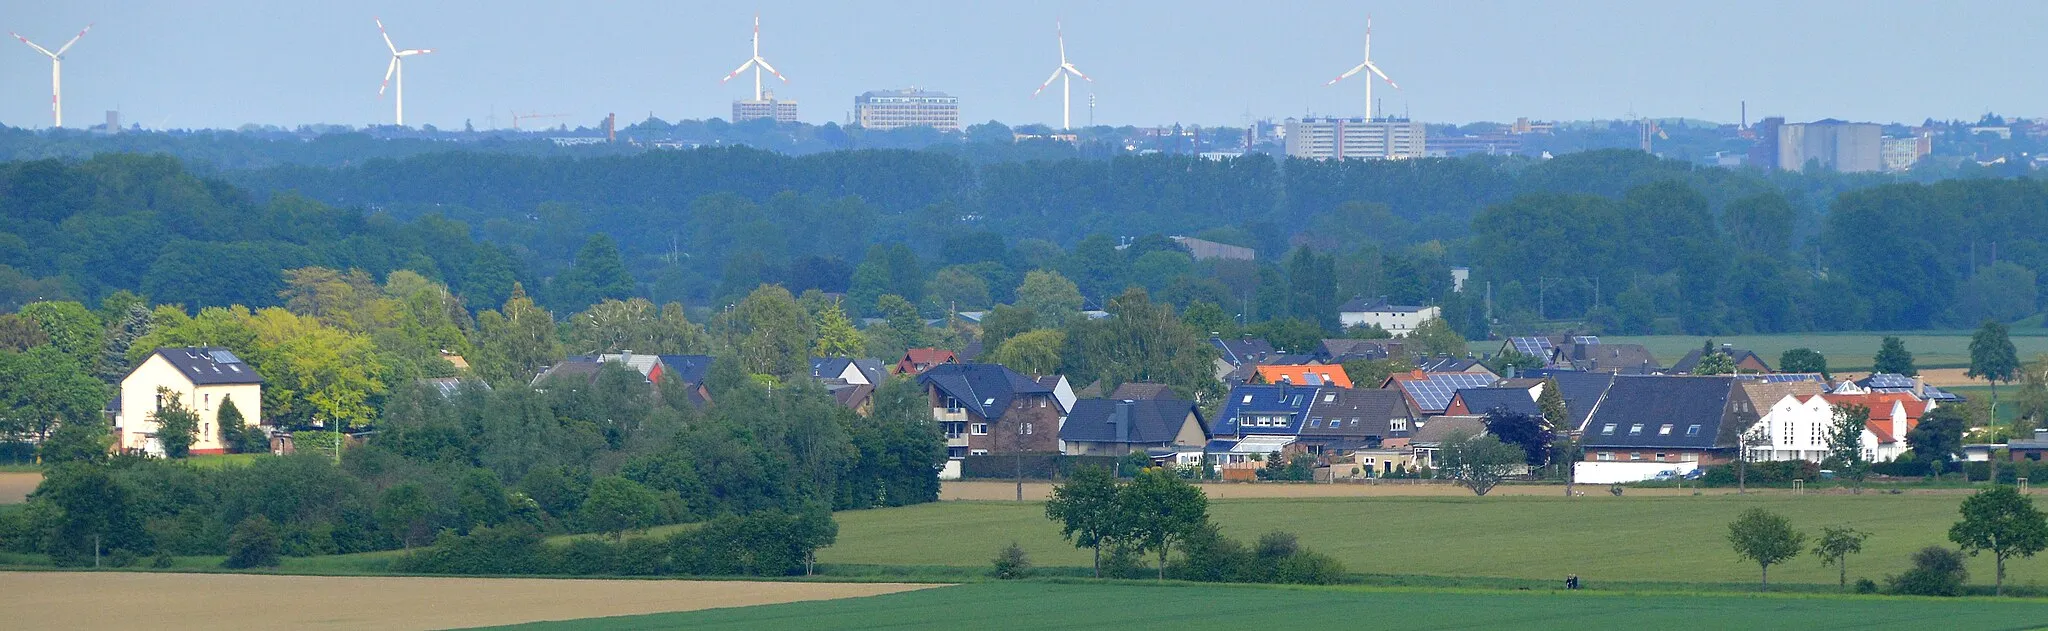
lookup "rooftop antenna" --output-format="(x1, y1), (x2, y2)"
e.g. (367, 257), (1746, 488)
(12, 24), (92, 128)
(375, 17), (436, 127)
(721, 14), (787, 101)
(1325, 16), (1398, 121)
(1032, 19), (1093, 130)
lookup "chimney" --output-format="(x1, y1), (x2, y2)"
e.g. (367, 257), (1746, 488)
(1913, 376), (1925, 397)
(1114, 401), (1133, 443)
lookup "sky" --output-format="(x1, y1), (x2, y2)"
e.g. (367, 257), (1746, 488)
(3, 0), (2043, 131)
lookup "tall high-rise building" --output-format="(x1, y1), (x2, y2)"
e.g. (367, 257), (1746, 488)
(1760, 119), (1882, 173)
(1282, 117), (1426, 160)
(853, 88), (960, 132)
(732, 90), (798, 124)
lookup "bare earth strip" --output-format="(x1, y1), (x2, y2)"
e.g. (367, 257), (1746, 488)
(938, 480), (1990, 501)
(0, 472), (37, 504)
(0, 572), (937, 630)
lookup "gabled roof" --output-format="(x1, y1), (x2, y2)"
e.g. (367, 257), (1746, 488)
(1303, 388), (1411, 437)
(1338, 298), (1429, 313)
(1452, 387), (1540, 418)
(810, 357), (885, 385)
(1822, 392), (1927, 444)
(1411, 416), (1486, 446)
(1109, 382), (1175, 400)
(1315, 338), (1403, 362)
(958, 339), (985, 362)
(1387, 371), (1501, 414)
(1854, 373), (1963, 402)
(1060, 398), (1203, 445)
(1255, 365), (1354, 388)
(1215, 383), (1323, 436)
(1671, 347), (1772, 374)
(655, 354), (715, 385)
(1738, 380), (1826, 418)
(826, 382), (874, 411)
(1580, 376), (1737, 450)
(145, 347), (263, 386)
(1415, 356), (1490, 375)
(917, 363), (1051, 421)
(902, 348), (957, 365)
(1211, 337), (1278, 366)
(1545, 371), (1615, 432)
(1552, 342), (1660, 375)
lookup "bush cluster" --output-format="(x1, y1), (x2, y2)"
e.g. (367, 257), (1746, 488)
(391, 507), (836, 578)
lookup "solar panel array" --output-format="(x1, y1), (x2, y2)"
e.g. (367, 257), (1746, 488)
(1864, 373), (1917, 388)
(1753, 373), (1826, 383)
(1401, 373), (1500, 412)
(1572, 336), (1601, 345)
(1510, 337), (1556, 356)
(208, 349), (243, 364)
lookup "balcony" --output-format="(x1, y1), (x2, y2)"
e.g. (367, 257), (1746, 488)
(934, 408), (968, 422)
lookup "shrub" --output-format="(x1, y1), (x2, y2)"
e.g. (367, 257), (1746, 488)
(991, 542), (1032, 579)
(108, 548), (138, 567)
(1101, 544), (1151, 579)
(1854, 578), (1878, 594)
(391, 525), (551, 575)
(554, 538), (619, 575)
(223, 515), (282, 569)
(1887, 546), (1968, 596)
(1270, 549), (1347, 585)
(1172, 523), (1252, 582)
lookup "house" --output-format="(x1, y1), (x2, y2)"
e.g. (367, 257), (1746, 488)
(1036, 375), (1078, 413)
(532, 353), (715, 406)
(1671, 345), (1772, 374)
(1824, 392), (1928, 462)
(1733, 380), (1830, 461)
(1337, 298), (1441, 336)
(1299, 387), (1413, 454)
(1550, 341), (1660, 375)
(1500, 335), (1581, 360)
(1060, 398), (1208, 466)
(1409, 415), (1486, 469)
(1253, 365), (1354, 388)
(957, 339), (985, 363)
(825, 383), (876, 416)
(1212, 337), (1278, 383)
(895, 348), (958, 376)
(1444, 387), (1540, 418)
(2010, 429), (2048, 462)
(1314, 338), (1404, 364)
(1843, 373), (1964, 404)
(1383, 370), (1501, 416)
(1743, 391), (1925, 464)
(420, 376), (491, 399)
(117, 347), (263, 456)
(1542, 371), (1616, 433)
(1212, 383), (1321, 440)
(1414, 355), (1496, 377)
(919, 364), (1066, 466)
(1108, 382), (1176, 400)
(1576, 376), (1746, 483)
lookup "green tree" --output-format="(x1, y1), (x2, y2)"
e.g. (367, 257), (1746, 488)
(811, 302), (865, 358)
(988, 329), (1065, 376)
(1118, 467), (1208, 580)
(1969, 320), (2022, 440)
(471, 283), (561, 386)
(1825, 404), (1871, 492)
(1873, 336), (1917, 376)
(581, 476), (659, 541)
(36, 463), (149, 565)
(1407, 317), (1466, 357)
(550, 234), (637, 309)
(564, 298), (710, 355)
(376, 482), (434, 549)
(1889, 546), (1968, 596)
(222, 515), (282, 569)
(1437, 430), (1526, 496)
(1949, 485), (2048, 595)
(925, 265), (991, 311)
(1693, 350), (1735, 375)
(1779, 348), (1830, 378)
(1283, 248), (1339, 329)
(215, 395), (261, 454)
(977, 304), (1037, 351)
(1062, 288), (1222, 402)
(723, 285), (812, 382)
(0, 345), (110, 449)
(150, 387), (201, 459)
(1727, 508), (1805, 588)
(1340, 357), (1410, 390)
(1812, 525), (1869, 589)
(1015, 270), (1084, 329)
(18, 301), (104, 373)
(1044, 466), (1124, 577)
(1908, 406), (1966, 477)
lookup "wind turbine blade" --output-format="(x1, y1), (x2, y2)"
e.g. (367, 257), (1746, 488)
(1057, 20), (1067, 62)
(379, 57), (397, 96)
(1032, 68), (1063, 97)
(1063, 63), (1092, 82)
(756, 58), (788, 82)
(721, 59), (756, 83)
(1325, 62), (1368, 86)
(53, 24), (91, 56)
(13, 34), (56, 58)
(398, 48), (433, 56)
(375, 17), (398, 54)
(1365, 61), (1398, 88)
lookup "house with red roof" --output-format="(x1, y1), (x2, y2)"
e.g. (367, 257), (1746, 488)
(894, 348), (958, 376)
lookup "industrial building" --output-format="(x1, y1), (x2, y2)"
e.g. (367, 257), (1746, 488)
(1749, 118), (1882, 173)
(732, 90), (799, 124)
(1283, 117), (1427, 161)
(853, 88), (960, 132)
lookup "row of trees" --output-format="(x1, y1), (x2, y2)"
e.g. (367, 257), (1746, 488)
(1041, 467), (1344, 584)
(1727, 486), (2047, 595)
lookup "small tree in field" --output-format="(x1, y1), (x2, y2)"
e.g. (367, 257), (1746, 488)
(1729, 508), (1805, 588)
(1118, 467), (1208, 580)
(1812, 525), (1869, 589)
(1044, 466), (1124, 577)
(1949, 485), (2048, 596)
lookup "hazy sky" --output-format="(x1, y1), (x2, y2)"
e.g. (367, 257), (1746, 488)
(4, 1), (2042, 131)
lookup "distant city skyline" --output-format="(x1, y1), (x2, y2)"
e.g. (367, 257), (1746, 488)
(5, 1), (2044, 131)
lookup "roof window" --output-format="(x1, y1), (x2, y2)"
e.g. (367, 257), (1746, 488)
(1658, 424), (1673, 435)
(1601, 423), (1616, 435)
(1628, 424), (1643, 435)
(1687, 425), (1702, 436)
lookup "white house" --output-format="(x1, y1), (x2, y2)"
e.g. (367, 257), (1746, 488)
(1743, 393), (1920, 464)
(1337, 298), (1441, 336)
(117, 347), (263, 456)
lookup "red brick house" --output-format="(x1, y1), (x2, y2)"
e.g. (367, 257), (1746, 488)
(918, 363), (1066, 459)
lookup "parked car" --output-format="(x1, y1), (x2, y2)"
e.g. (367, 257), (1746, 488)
(1652, 469), (1680, 481)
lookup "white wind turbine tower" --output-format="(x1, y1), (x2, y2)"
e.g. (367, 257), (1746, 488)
(1325, 17), (1399, 121)
(376, 17), (434, 126)
(1031, 20), (1092, 130)
(721, 14), (787, 100)
(12, 24), (92, 128)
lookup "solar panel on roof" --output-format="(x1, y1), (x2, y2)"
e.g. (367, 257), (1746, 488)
(1865, 374), (1916, 388)
(1510, 337), (1555, 356)
(208, 350), (242, 364)
(1572, 336), (1600, 345)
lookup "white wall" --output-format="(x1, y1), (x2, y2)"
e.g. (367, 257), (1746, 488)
(119, 354), (261, 455)
(1574, 461), (1697, 484)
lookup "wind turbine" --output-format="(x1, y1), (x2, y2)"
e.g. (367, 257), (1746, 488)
(1031, 20), (1092, 130)
(721, 14), (787, 101)
(12, 24), (92, 128)
(1325, 17), (1398, 121)
(375, 17), (434, 126)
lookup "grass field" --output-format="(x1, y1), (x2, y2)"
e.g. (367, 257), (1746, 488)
(1599, 331), (2048, 372)
(820, 494), (2048, 588)
(477, 581), (2048, 630)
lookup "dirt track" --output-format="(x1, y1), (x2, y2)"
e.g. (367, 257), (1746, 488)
(0, 572), (937, 630)
(941, 480), (1755, 501)
(0, 472), (37, 504)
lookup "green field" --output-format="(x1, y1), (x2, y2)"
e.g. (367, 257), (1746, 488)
(820, 494), (2048, 588)
(1599, 331), (2048, 372)
(477, 581), (2048, 630)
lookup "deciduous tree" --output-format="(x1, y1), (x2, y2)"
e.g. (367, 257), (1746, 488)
(1950, 485), (2048, 595)
(1728, 508), (1805, 588)
(1813, 525), (1869, 588)
(1044, 466), (1124, 577)
(1118, 467), (1208, 580)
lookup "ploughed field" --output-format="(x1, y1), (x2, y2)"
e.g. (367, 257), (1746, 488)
(825, 493), (2048, 587)
(472, 582), (2048, 630)
(0, 572), (935, 630)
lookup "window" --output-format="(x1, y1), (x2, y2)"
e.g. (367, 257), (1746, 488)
(1350, 419), (1360, 427)
(1601, 423), (1617, 435)
(1391, 419), (1408, 431)
(204, 393), (211, 407)
(1324, 394), (1336, 402)
(943, 396), (963, 412)
(1039, 398), (1047, 408)
(941, 422), (967, 439)
(1658, 424), (1673, 435)
(1242, 395), (1253, 404)
(1680, 453), (1699, 462)
(1022, 423), (1034, 435)
(1308, 420), (1320, 428)
(971, 423), (989, 435)
(1597, 452), (1614, 461)
(970, 449), (989, 456)
(1686, 425), (1702, 437)
(1628, 424), (1644, 436)
(1655, 453), (1667, 461)
(1629, 452), (1643, 461)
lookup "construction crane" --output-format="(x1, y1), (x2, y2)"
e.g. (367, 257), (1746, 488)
(510, 112), (568, 130)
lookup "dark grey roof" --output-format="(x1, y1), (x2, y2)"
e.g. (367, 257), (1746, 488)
(1411, 416), (1486, 446)
(1211, 337), (1277, 366)
(1552, 343), (1660, 375)
(657, 355), (715, 385)
(1060, 398), (1203, 445)
(1546, 371), (1616, 432)
(1303, 388), (1411, 438)
(1316, 338), (1403, 362)
(1109, 382), (1175, 400)
(1338, 297), (1428, 313)
(1415, 356), (1488, 374)
(1670, 347), (1771, 374)
(149, 347), (263, 385)
(918, 363), (1052, 421)
(1580, 376), (1737, 450)
(1453, 388), (1539, 417)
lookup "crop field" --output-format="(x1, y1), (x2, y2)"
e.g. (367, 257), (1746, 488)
(478, 581), (2048, 630)
(822, 494), (2048, 587)
(0, 572), (936, 630)
(940, 479), (1764, 501)
(1599, 331), (2048, 372)
(0, 472), (36, 504)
